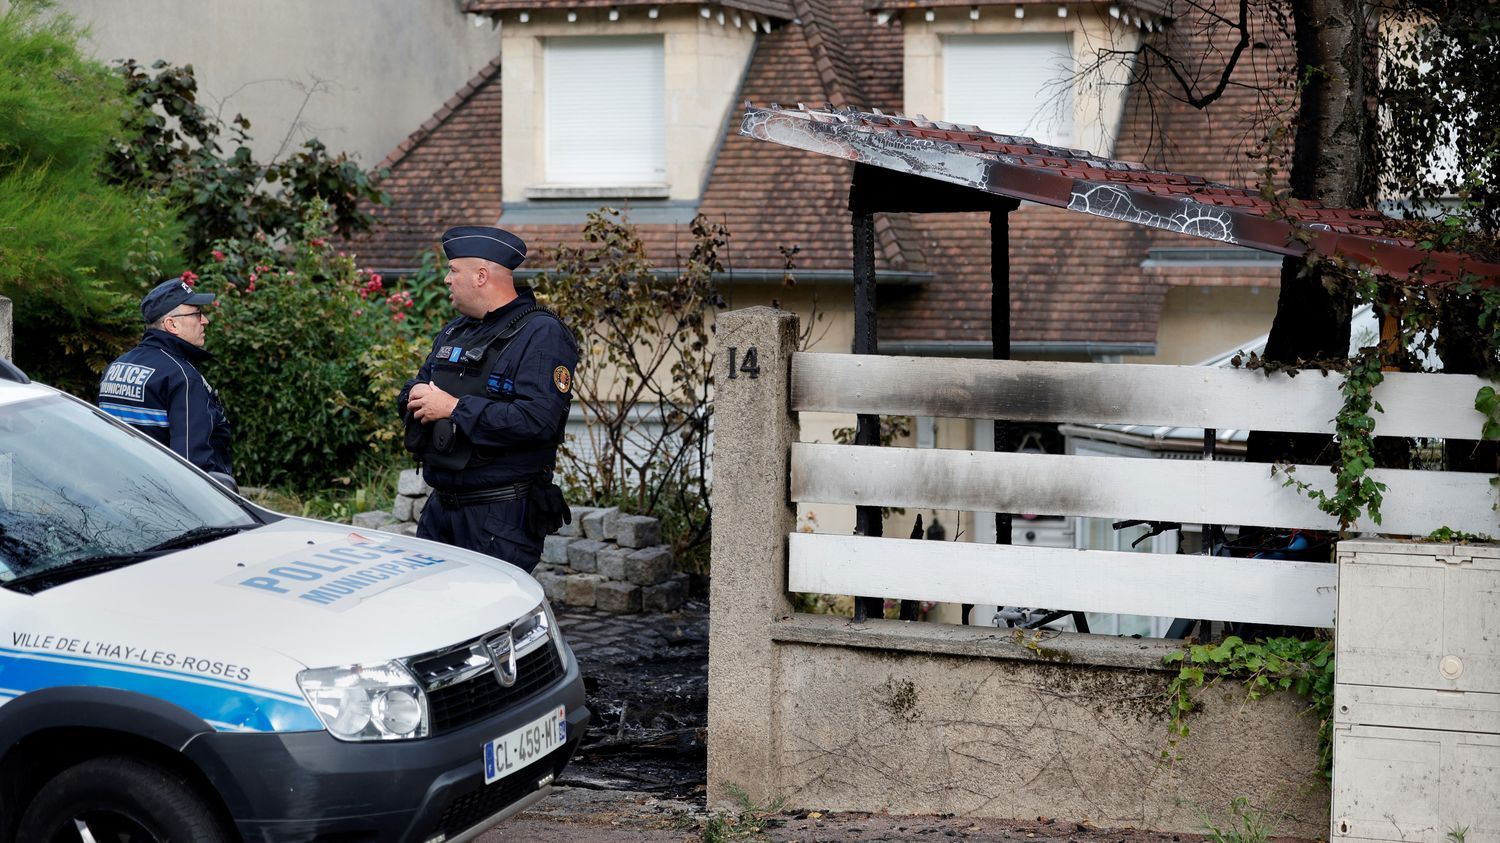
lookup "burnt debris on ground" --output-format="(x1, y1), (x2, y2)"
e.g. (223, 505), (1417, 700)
(556, 602), (709, 799)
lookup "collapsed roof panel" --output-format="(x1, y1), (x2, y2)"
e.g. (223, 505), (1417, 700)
(741, 104), (1500, 286)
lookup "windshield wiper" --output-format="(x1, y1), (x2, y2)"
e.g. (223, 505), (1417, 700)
(1, 553), (156, 594)
(143, 523), (256, 552)
(1, 524), (258, 595)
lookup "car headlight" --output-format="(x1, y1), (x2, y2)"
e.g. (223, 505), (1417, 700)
(296, 660), (429, 741)
(542, 601), (569, 664)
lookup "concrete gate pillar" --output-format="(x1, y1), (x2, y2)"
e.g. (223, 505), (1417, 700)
(707, 306), (799, 807)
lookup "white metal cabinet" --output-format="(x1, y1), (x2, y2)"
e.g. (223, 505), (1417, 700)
(1334, 539), (1500, 843)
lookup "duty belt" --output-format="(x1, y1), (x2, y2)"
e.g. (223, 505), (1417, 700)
(436, 480), (533, 508)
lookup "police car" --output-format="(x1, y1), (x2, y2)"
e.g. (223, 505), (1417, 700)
(0, 361), (588, 842)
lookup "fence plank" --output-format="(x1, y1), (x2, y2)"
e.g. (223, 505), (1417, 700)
(788, 532), (1337, 628)
(791, 353), (1493, 440)
(790, 443), (1498, 537)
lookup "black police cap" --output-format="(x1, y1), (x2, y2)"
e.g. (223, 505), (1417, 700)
(142, 278), (216, 324)
(441, 226), (527, 270)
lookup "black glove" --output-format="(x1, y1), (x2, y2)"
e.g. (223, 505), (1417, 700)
(402, 409), (429, 455)
(525, 479), (572, 540)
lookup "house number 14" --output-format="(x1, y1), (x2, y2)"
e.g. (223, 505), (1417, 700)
(726, 346), (760, 379)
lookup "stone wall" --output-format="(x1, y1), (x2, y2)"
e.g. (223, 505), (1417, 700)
(354, 469), (685, 614)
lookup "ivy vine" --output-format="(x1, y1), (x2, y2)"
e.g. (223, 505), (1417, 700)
(1273, 344), (1390, 530)
(1163, 636), (1336, 777)
(1478, 385), (1500, 442)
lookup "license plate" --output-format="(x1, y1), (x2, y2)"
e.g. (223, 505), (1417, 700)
(483, 705), (567, 784)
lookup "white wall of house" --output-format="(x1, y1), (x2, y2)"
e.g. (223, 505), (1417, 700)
(1141, 285), (1278, 365)
(42, 0), (499, 167)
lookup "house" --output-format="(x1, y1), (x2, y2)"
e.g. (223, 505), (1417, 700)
(357, 0), (1288, 361)
(352, 0), (1296, 593)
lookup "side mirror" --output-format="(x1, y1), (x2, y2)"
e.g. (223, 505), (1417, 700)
(207, 471), (240, 495)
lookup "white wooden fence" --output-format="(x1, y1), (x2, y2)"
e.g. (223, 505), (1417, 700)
(787, 352), (1497, 629)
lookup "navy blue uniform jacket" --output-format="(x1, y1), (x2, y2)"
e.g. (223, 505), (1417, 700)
(98, 329), (234, 476)
(399, 288), (577, 490)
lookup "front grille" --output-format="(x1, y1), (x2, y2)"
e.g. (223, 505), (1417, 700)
(424, 644), (565, 734)
(436, 755), (557, 837)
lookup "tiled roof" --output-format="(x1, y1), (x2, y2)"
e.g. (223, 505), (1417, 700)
(463, 0), (796, 20)
(695, 0), (923, 276)
(354, 58), (505, 270)
(890, 208), (1165, 348)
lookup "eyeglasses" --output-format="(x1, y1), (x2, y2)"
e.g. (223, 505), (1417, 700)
(167, 310), (206, 322)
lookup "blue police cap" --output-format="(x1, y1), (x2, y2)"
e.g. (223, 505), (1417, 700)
(141, 278), (215, 323)
(441, 226), (527, 270)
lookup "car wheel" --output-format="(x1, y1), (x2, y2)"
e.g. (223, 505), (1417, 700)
(17, 755), (231, 843)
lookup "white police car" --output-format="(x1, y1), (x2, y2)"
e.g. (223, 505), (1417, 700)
(0, 361), (588, 842)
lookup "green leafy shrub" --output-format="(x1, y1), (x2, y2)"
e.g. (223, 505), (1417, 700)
(0, 2), (185, 391)
(195, 201), (414, 491)
(395, 247), (452, 335)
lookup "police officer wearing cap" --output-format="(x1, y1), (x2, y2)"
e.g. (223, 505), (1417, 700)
(98, 277), (234, 477)
(399, 226), (577, 573)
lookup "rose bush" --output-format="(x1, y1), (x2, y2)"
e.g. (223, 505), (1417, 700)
(192, 200), (424, 491)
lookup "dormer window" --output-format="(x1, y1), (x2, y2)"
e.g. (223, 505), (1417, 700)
(493, 4), (771, 211)
(943, 33), (1074, 147)
(543, 35), (667, 191)
(893, 2), (1159, 156)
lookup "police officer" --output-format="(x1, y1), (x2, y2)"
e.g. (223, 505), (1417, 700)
(98, 277), (233, 477)
(400, 226), (577, 573)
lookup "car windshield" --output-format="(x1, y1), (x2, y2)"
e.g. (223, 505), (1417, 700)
(0, 393), (257, 583)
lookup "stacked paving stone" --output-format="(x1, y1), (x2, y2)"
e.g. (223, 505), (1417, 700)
(533, 506), (687, 614)
(349, 469), (430, 537)
(351, 470), (685, 614)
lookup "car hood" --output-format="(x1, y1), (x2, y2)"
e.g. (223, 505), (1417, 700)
(38, 517), (545, 668)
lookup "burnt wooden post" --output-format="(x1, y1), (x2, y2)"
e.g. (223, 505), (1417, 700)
(965, 208), (1015, 626)
(845, 163), (1022, 625)
(851, 210), (885, 623)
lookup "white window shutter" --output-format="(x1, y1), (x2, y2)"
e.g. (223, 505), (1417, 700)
(943, 34), (1074, 147)
(545, 36), (666, 185)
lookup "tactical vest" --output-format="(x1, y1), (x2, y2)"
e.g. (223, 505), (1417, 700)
(419, 306), (571, 472)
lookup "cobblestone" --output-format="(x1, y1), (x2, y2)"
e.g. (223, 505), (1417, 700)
(625, 546), (673, 586)
(596, 546), (632, 581)
(556, 601), (707, 664)
(567, 539), (607, 572)
(595, 581), (642, 614)
(541, 534), (576, 566)
(563, 573), (605, 607)
(615, 514), (663, 548)
(581, 506), (620, 541)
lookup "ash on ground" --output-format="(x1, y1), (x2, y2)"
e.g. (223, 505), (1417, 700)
(556, 603), (709, 799)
